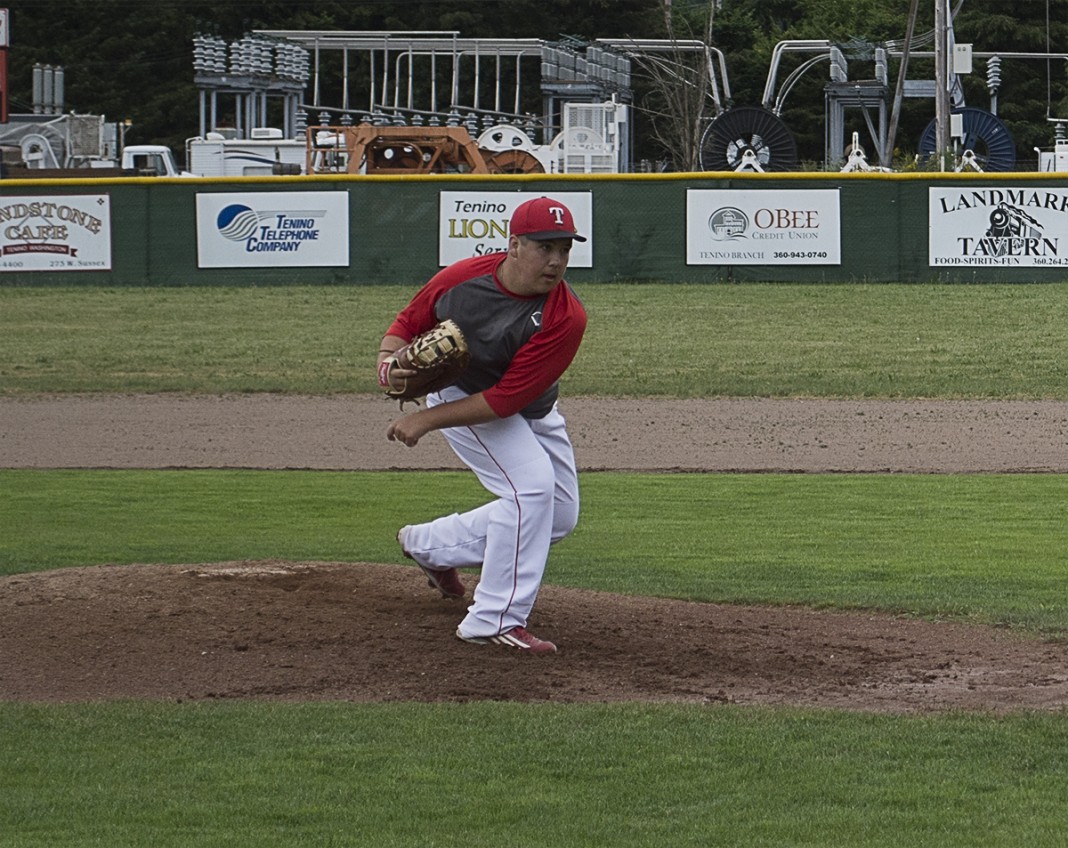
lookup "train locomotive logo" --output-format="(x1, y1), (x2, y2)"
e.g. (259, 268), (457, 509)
(965, 201), (1059, 262)
(985, 202), (1042, 243)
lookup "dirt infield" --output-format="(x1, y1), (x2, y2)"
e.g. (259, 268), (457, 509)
(3, 393), (1068, 712)
(7, 393), (1068, 473)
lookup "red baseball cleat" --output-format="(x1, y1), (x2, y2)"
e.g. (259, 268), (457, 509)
(456, 626), (558, 655)
(397, 526), (465, 599)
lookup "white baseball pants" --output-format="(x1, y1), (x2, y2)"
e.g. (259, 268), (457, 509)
(401, 386), (580, 638)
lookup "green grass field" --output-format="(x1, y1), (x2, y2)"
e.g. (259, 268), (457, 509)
(2, 284), (1068, 847)
(3, 283), (1068, 397)
(4, 469), (1068, 634)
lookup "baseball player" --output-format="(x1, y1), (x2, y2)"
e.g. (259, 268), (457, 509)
(377, 196), (588, 655)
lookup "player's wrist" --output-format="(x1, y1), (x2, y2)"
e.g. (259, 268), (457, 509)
(377, 359), (394, 388)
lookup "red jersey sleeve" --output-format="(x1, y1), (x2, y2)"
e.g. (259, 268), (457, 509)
(386, 254), (504, 341)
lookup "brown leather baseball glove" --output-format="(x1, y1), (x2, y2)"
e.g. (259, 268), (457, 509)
(379, 319), (470, 401)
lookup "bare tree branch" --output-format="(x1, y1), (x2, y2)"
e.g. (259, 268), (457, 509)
(627, 0), (720, 171)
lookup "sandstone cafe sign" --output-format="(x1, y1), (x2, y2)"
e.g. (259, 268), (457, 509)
(0, 195), (112, 272)
(929, 187), (1068, 267)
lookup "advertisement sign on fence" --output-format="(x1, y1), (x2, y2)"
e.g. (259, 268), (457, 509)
(0, 194), (111, 272)
(686, 189), (841, 265)
(438, 191), (593, 267)
(196, 192), (349, 268)
(929, 187), (1068, 267)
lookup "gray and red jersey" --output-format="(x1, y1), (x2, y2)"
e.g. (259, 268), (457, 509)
(386, 252), (587, 420)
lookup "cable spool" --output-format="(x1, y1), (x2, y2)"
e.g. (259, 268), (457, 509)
(476, 125), (535, 153)
(918, 107), (1016, 171)
(482, 149), (545, 174)
(699, 106), (799, 172)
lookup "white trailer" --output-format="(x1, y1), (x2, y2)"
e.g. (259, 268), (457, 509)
(186, 128), (306, 177)
(1036, 141), (1068, 172)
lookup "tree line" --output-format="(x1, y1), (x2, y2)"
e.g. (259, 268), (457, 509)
(3, 0), (1065, 169)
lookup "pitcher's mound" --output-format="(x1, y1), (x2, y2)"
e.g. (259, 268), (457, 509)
(3, 561), (1067, 713)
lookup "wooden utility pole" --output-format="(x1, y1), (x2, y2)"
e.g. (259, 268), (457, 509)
(934, 0), (950, 168)
(885, 0), (922, 166)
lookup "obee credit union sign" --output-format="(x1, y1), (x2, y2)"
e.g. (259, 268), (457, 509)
(686, 189), (841, 265)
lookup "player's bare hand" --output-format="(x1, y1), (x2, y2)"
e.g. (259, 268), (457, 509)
(387, 415), (428, 447)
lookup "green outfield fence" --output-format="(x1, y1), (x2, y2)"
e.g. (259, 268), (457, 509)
(2, 170), (1067, 285)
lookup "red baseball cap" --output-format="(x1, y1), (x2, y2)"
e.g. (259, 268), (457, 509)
(509, 196), (587, 242)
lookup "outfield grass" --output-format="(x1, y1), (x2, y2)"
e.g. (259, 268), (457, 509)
(3, 469), (1068, 635)
(3, 283), (1068, 846)
(3, 283), (1068, 397)
(4, 703), (1066, 848)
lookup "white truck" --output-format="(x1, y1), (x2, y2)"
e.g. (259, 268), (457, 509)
(3, 134), (306, 179)
(0, 112), (304, 178)
(122, 128), (307, 178)
(0, 143), (194, 179)
(119, 145), (194, 176)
